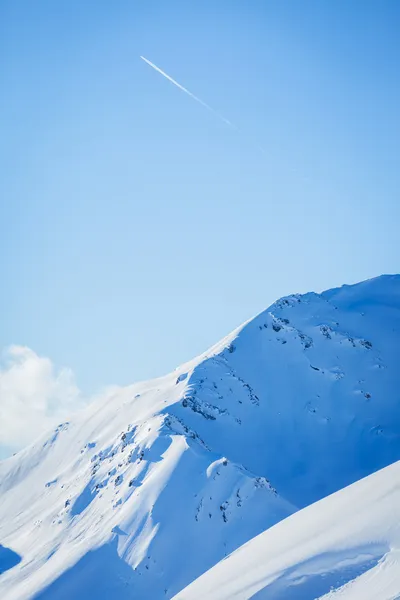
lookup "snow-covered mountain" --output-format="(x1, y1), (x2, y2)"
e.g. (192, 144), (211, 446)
(174, 459), (400, 600)
(0, 274), (399, 599)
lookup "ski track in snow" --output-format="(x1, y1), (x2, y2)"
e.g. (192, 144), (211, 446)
(0, 274), (399, 599)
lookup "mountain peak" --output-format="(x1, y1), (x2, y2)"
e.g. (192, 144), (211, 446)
(1, 275), (399, 599)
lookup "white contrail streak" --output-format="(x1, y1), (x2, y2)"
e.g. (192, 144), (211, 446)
(140, 55), (234, 128)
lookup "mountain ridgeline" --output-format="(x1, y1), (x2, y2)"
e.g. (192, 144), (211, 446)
(0, 275), (399, 599)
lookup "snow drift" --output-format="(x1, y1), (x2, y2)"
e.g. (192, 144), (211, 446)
(174, 460), (400, 600)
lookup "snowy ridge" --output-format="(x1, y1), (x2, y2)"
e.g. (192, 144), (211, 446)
(0, 274), (399, 599)
(173, 274), (400, 507)
(0, 354), (293, 599)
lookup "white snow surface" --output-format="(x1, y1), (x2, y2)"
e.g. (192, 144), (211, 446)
(174, 460), (400, 600)
(0, 274), (399, 599)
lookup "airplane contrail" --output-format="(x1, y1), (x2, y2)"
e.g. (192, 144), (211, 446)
(140, 55), (234, 128)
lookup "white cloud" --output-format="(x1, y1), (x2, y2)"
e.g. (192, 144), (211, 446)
(0, 345), (86, 452)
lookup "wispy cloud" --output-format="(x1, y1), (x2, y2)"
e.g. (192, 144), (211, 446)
(0, 346), (96, 454)
(140, 55), (235, 128)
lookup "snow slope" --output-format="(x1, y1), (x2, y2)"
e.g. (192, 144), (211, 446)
(174, 460), (400, 600)
(0, 378), (292, 600)
(0, 274), (399, 599)
(169, 274), (400, 508)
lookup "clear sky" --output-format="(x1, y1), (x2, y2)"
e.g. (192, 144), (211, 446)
(0, 1), (399, 452)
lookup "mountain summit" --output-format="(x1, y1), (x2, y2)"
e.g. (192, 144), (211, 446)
(1, 275), (399, 599)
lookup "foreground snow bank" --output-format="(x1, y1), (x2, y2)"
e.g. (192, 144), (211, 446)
(174, 460), (400, 600)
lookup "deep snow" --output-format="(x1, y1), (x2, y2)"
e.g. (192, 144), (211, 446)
(174, 460), (400, 600)
(0, 274), (399, 599)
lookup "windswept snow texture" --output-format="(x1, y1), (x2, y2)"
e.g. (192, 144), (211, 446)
(0, 274), (399, 599)
(174, 460), (400, 600)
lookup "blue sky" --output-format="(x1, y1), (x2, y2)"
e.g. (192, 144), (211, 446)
(1, 0), (399, 428)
